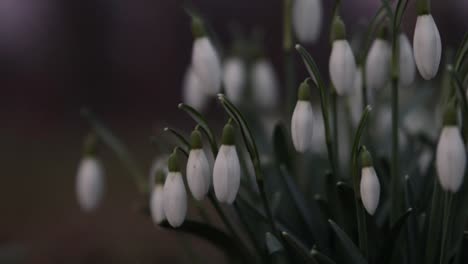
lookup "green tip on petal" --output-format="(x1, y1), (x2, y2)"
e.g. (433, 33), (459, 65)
(83, 132), (98, 156)
(168, 150), (180, 172)
(443, 104), (457, 126)
(155, 170), (166, 184)
(417, 0), (430, 15)
(221, 123), (235, 145)
(190, 129), (203, 149)
(331, 16), (346, 41)
(191, 16), (206, 39)
(360, 146), (373, 168)
(377, 23), (390, 40)
(298, 79), (311, 101)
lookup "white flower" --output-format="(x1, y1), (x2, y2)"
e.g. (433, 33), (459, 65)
(413, 14), (442, 80)
(223, 57), (246, 104)
(398, 34), (416, 86)
(76, 157), (105, 212)
(365, 38), (391, 91)
(192, 37), (222, 95)
(360, 166), (380, 215)
(251, 59), (279, 110)
(187, 130), (211, 200)
(150, 184), (165, 224)
(182, 66), (209, 112)
(311, 107), (326, 154)
(213, 123), (240, 203)
(163, 171), (187, 227)
(291, 80), (314, 152)
(329, 39), (356, 96)
(436, 126), (466, 192)
(292, 0), (322, 43)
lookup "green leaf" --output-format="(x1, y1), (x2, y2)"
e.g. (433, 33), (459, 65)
(80, 108), (147, 193)
(393, 0), (409, 31)
(448, 65), (468, 118)
(425, 180), (444, 264)
(328, 220), (367, 264)
(377, 208), (413, 264)
(454, 33), (468, 71)
(265, 232), (288, 264)
(164, 127), (190, 151)
(281, 232), (319, 264)
(311, 249), (337, 264)
(273, 123), (294, 173)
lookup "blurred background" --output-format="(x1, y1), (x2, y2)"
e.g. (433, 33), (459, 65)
(0, 0), (466, 263)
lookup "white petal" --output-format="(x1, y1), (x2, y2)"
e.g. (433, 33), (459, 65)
(398, 33), (416, 86)
(436, 126), (466, 192)
(163, 172), (187, 227)
(150, 184), (165, 224)
(182, 66), (209, 112)
(329, 40), (357, 96)
(252, 59), (279, 110)
(187, 149), (211, 200)
(360, 167), (380, 215)
(148, 155), (168, 187)
(223, 57), (246, 104)
(310, 107), (326, 154)
(192, 37), (222, 95)
(291, 101), (314, 152)
(213, 145), (240, 203)
(365, 39), (391, 91)
(76, 157), (105, 212)
(413, 15), (442, 80)
(292, 0), (322, 43)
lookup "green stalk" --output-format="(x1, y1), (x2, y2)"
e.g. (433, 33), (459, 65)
(439, 193), (454, 264)
(331, 90), (340, 176)
(283, 0), (296, 115)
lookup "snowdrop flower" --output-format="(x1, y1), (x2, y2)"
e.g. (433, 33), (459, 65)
(191, 16), (221, 95)
(163, 150), (187, 227)
(150, 170), (166, 224)
(223, 57), (246, 104)
(186, 129), (211, 200)
(329, 16), (357, 96)
(291, 79), (314, 152)
(213, 122), (241, 203)
(398, 34), (416, 86)
(360, 148), (380, 215)
(292, 0), (322, 43)
(76, 156), (105, 212)
(436, 106), (466, 193)
(251, 59), (279, 110)
(413, 1), (441, 80)
(311, 107), (326, 154)
(365, 26), (391, 91)
(182, 66), (209, 112)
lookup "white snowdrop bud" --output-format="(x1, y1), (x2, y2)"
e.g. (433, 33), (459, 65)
(191, 17), (221, 95)
(413, 5), (441, 80)
(76, 156), (105, 212)
(329, 16), (357, 96)
(182, 66), (209, 112)
(223, 57), (246, 104)
(292, 0), (322, 43)
(398, 33), (416, 86)
(186, 130), (211, 200)
(360, 148), (380, 215)
(150, 171), (166, 224)
(251, 59), (280, 110)
(213, 123), (241, 203)
(436, 106), (466, 193)
(365, 27), (391, 91)
(163, 151), (187, 227)
(291, 79), (314, 152)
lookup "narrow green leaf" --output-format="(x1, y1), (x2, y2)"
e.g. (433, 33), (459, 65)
(273, 123), (294, 173)
(448, 66), (468, 117)
(281, 232), (319, 264)
(328, 220), (367, 264)
(394, 0), (409, 31)
(164, 127), (190, 150)
(377, 208), (413, 264)
(425, 180), (443, 264)
(454, 33), (468, 71)
(311, 249), (337, 264)
(266, 232), (288, 264)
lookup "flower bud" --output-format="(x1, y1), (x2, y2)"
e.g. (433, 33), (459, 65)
(182, 66), (209, 112)
(76, 156), (105, 212)
(291, 80), (314, 152)
(223, 57), (246, 104)
(436, 106), (466, 193)
(292, 0), (322, 43)
(360, 148), (380, 215)
(365, 30), (391, 91)
(213, 123), (240, 203)
(192, 35), (222, 95)
(398, 33), (416, 86)
(251, 59), (279, 110)
(413, 14), (441, 80)
(150, 170), (166, 224)
(163, 151), (187, 227)
(186, 130), (211, 200)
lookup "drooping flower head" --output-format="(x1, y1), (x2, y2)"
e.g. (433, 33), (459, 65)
(360, 147), (380, 215)
(291, 79), (314, 152)
(150, 169), (166, 225)
(223, 57), (246, 104)
(292, 0), (323, 43)
(186, 128), (211, 200)
(163, 149), (187, 227)
(365, 25), (391, 91)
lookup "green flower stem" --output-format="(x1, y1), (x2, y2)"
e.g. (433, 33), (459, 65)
(234, 201), (265, 260)
(440, 192), (454, 264)
(331, 89), (340, 176)
(283, 0), (296, 115)
(164, 127), (190, 151)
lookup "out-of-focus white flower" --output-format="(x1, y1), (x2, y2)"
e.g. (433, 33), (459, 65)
(213, 123), (240, 203)
(191, 36), (222, 95)
(76, 156), (105, 212)
(418, 147), (432, 175)
(398, 33), (416, 86)
(436, 107), (466, 192)
(366, 36), (391, 91)
(413, 14), (441, 80)
(163, 151), (187, 227)
(150, 183), (165, 224)
(251, 59), (279, 110)
(291, 80), (314, 152)
(149, 155), (168, 188)
(292, 0), (322, 43)
(186, 130), (211, 200)
(360, 149), (380, 215)
(329, 17), (356, 96)
(223, 57), (246, 104)
(348, 67), (373, 127)
(182, 66), (209, 112)
(311, 107), (326, 154)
